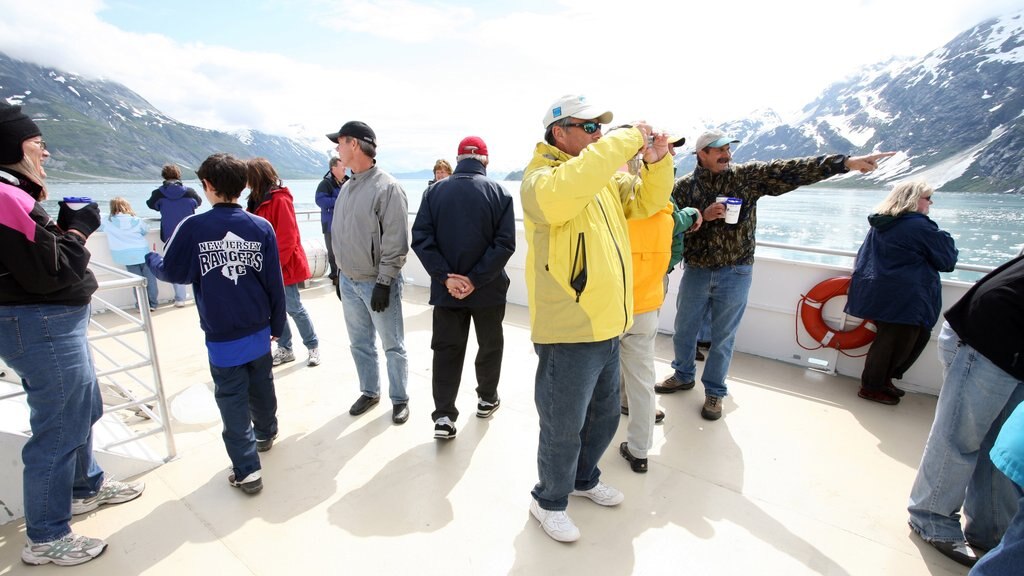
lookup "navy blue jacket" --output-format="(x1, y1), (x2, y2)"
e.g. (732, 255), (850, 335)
(314, 172), (344, 232)
(846, 212), (958, 328)
(147, 180), (203, 241)
(411, 159), (515, 307)
(146, 204), (287, 342)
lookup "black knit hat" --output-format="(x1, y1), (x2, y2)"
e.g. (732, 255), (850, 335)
(0, 103), (42, 164)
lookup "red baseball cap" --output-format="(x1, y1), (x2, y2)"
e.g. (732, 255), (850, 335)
(457, 136), (488, 157)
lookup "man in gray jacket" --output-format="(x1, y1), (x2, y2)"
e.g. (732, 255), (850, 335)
(327, 121), (411, 424)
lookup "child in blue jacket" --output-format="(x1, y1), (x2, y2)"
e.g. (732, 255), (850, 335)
(101, 197), (159, 310)
(146, 153), (287, 494)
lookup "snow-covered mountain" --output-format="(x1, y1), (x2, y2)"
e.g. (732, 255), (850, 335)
(0, 54), (325, 180)
(675, 10), (1024, 193)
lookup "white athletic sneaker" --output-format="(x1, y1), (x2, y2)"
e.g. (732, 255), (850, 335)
(307, 347), (321, 366)
(272, 347), (295, 366)
(571, 481), (624, 506)
(530, 499), (580, 542)
(21, 533), (107, 566)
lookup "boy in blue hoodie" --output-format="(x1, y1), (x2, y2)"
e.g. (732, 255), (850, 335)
(147, 163), (203, 306)
(147, 153), (287, 494)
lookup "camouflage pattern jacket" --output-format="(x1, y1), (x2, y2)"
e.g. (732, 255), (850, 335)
(670, 154), (849, 268)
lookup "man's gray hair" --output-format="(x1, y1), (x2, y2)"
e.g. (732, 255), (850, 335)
(456, 153), (488, 163)
(345, 136), (377, 159)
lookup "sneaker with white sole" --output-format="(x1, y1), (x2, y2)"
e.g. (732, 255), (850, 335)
(256, 432), (278, 452)
(434, 417), (457, 440)
(21, 533), (107, 566)
(307, 347), (321, 366)
(71, 478), (146, 515)
(229, 470), (263, 494)
(272, 347), (295, 366)
(530, 499), (580, 542)
(476, 397), (501, 418)
(571, 481), (624, 506)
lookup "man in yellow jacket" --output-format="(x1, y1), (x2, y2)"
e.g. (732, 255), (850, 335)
(521, 94), (673, 542)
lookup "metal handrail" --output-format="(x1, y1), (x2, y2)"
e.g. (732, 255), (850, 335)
(755, 240), (996, 275)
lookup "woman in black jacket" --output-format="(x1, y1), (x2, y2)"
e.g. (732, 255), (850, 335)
(0, 103), (144, 566)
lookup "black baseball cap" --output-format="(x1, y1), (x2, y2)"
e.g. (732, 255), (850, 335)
(326, 121), (377, 147)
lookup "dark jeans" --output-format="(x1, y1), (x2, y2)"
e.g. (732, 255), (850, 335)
(209, 353), (278, 480)
(971, 495), (1024, 576)
(430, 304), (505, 422)
(861, 321), (930, 390)
(324, 230), (338, 279)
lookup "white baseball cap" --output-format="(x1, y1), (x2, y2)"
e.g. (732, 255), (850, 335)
(542, 94), (613, 128)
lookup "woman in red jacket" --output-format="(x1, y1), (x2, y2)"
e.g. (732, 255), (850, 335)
(247, 157), (321, 367)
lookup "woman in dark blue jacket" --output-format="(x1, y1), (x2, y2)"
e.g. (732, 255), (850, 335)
(846, 181), (958, 405)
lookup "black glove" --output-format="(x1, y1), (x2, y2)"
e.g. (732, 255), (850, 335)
(370, 282), (390, 312)
(57, 201), (101, 238)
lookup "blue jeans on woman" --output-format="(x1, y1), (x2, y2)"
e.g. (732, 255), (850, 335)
(338, 276), (408, 404)
(0, 303), (105, 543)
(532, 338), (621, 511)
(671, 265), (754, 398)
(908, 322), (1024, 548)
(125, 263), (159, 309)
(278, 283), (318, 352)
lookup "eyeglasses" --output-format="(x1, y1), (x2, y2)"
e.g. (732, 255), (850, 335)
(564, 121), (602, 134)
(31, 140), (47, 150)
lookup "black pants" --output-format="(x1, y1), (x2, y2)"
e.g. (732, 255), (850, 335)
(860, 320), (931, 391)
(431, 304), (505, 421)
(323, 230), (338, 279)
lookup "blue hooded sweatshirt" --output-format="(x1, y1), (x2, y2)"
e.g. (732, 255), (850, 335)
(147, 180), (203, 241)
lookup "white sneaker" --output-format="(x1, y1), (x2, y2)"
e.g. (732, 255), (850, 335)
(307, 347), (321, 366)
(272, 347), (295, 366)
(530, 499), (580, 542)
(571, 481), (624, 506)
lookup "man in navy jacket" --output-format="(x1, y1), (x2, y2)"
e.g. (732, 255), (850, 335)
(411, 136), (515, 440)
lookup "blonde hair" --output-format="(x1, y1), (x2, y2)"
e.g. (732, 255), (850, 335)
(109, 196), (136, 218)
(873, 180), (933, 216)
(0, 157), (47, 200)
(433, 159), (452, 175)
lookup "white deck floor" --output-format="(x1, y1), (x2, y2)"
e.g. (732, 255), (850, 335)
(0, 280), (969, 575)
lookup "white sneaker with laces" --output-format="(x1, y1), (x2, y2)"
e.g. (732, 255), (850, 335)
(272, 347), (295, 366)
(571, 481), (624, 506)
(530, 499), (580, 542)
(307, 347), (321, 366)
(21, 533), (107, 566)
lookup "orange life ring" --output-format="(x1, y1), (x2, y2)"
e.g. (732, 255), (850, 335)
(799, 276), (876, 350)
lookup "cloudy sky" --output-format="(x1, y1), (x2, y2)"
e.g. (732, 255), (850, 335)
(2, 0), (1023, 173)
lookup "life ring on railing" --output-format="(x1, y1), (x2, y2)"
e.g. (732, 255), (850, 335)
(798, 276), (876, 350)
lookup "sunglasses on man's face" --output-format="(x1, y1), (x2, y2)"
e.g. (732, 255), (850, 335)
(565, 121), (602, 134)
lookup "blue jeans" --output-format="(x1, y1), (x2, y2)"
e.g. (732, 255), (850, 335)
(970, 495), (1024, 576)
(908, 323), (1024, 546)
(0, 304), (105, 542)
(172, 283), (187, 303)
(532, 338), (621, 511)
(339, 276), (408, 404)
(278, 283), (319, 351)
(671, 265), (754, 398)
(209, 352), (277, 480)
(125, 263), (159, 309)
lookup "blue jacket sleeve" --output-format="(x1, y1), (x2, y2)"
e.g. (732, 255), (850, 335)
(467, 188), (516, 289)
(145, 220), (194, 284)
(410, 190), (452, 283)
(314, 179), (337, 210)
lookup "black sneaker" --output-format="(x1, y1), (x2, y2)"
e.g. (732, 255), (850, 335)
(434, 417), (457, 439)
(392, 403), (409, 424)
(476, 397), (501, 418)
(228, 470), (263, 494)
(256, 432), (278, 453)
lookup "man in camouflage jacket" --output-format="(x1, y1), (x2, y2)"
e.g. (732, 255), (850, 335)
(656, 130), (893, 421)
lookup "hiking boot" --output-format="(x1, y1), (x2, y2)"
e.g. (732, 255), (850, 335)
(530, 499), (580, 543)
(71, 478), (146, 515)
(858, 387), (900, 405)
(256, 432), (278, 453)
(655, 374), (695, 394)
(21, 533), (107, 566)
(701, 395), (723, 420)
(476, 397), (501, 418)
(434, 417), (457, 440)
(307, 347), (321, 367)
(571, 481), (624, 506)
(228, 470), (263, 494)
(272, 347), (295, 366)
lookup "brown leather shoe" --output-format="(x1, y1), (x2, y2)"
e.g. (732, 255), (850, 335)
(655, 374), (695, 394)
(858, 387), (900, 405)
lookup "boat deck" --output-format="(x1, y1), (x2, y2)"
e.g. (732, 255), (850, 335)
(0, 280), (968, 575)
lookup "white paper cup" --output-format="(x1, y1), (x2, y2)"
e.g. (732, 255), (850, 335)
(725, 198), (742, 224)
(63, 197), (92, 210)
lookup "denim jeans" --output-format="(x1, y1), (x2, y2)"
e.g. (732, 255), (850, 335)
(209, 352), (277, 480)
(125, 263), (159, 309)
(0, 303), (105, 543)
(970, 495), (1024, 576)
(671, 265), (754, 398)
(619, 310), (658, 458)
(278, 283), (319, 351)
(430, 304), (505, 422)
(908, 323), (1024, 546)
(172, 283), (187, 303)
(532, 338), (621, 511)
(339, 276), (408, 404)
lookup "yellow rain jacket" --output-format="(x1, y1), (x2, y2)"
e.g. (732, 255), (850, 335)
(521, 128), (673, 343)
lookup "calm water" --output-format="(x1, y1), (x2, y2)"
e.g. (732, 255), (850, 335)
(45, 180), (1023, 282)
